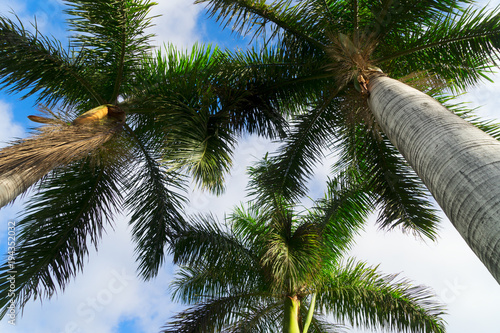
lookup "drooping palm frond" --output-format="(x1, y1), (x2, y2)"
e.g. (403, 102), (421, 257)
(221, 299), (283, 333)
(316, 259), (446, 333)
(0, 152), (126, 317)
(198, 0), (327, 50)
(307, 175), (372, 261)
(172, 214), (263, 292)
(363, 0), (465, 41)
(123, 125), (187, 280)
(247, 101), (338, 205)
(377, 4), (500, 90)
(163, 293), (273, 333)
(333, 122), (440, 240)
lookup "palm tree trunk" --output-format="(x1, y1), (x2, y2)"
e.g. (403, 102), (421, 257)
(367, 75), (500, 284)
(0, 108), (124, 209)
(0, 169), (40, 208)
(284, 295), (301, 333)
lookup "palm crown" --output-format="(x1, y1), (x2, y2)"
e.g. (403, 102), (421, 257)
(164, 160), (446, 332)
(197, 0), (500, 281)
(0, 0), (299, 317)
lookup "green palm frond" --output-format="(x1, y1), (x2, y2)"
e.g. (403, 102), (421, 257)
(307, 175), (372, 261)
(172, 215), (261, 287)
(364, 0), (464, 41)
(163, 108), (236, 195)
(0, 15), (103, 107)
(378, 4), (500, 89)
(65, 0), (156, 103)
(0, 154), (125, 317)
(317, 259), (446, 333)
(163, 293), (271, 333)
(123, 126), (187, 280)
(333, 121), (440, 240)
(222, 299), (282, 332)
(198, 0), (326, 49)
(248, 102), (338, 204)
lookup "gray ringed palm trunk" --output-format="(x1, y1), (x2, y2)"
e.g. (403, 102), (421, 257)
(368, 76), (500, 284)
(0, 169), (41, 208)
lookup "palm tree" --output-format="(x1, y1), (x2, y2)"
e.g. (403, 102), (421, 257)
(0, 0), (297, 317)
(196, 0), (500, 283)
(163, 161), (446, 333)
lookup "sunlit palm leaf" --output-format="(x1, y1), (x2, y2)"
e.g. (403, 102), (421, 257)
(317, 259), (446, 333)
(65, 0), (156, 103)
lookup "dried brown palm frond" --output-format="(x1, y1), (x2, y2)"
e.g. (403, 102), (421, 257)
(0, 105), (126, 208)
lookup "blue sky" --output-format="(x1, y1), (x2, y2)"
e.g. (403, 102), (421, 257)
(1, 1), (500, 332)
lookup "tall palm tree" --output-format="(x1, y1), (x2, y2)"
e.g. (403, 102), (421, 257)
(197, 0), (500, 283)
(163, 161), (446, 333)
(0, 0), (299, 317)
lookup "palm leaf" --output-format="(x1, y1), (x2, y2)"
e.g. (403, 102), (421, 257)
(162, 293), (272, 333)
(307, 174), (372, 261)
(172, 214), (262, 289)
(248, 100), (338, 205)
(333, 121), (440, 240)
(377, 4), (500, 90)
(197, 0), (326, 49)
(123, 125), (187, 280)
(65, 0), (156, 103)
(316, 259), (446, 333)
(0, 154), (125, 317)
(0, 15), (104, 107)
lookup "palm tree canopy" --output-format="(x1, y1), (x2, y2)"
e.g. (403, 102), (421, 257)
(0, 0), (309, 317)
(164, 163), (446, 332)
(195, 0), (500, 240)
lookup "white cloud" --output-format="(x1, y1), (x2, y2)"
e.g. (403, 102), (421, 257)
(0, 101), (25, 147)
(455, 72), (500, 120)
(146, 0), (202, 48)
